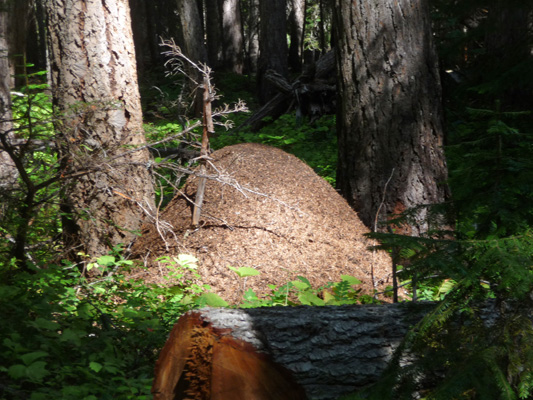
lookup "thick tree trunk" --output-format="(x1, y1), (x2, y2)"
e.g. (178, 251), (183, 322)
(129, 0), (156, 78)
(288, 0), (306, 72)
(152, 303), (436, 400)
(0, 0), (18, 194)
(175, 0), (208, 116)
(26, 0), (48, 72)
(245, 0), (260, 73)
(333, 0), (449, 236)
(6, 0), (31, 88)
(46, 0), (155, 259)
(221, 0), (244, 74)
(206, 0), (245, 74)
(205, 0), (224, 70)
(258, 0), (288, 104)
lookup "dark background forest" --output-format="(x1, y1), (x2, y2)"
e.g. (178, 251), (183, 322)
(1, 0), (533, 399)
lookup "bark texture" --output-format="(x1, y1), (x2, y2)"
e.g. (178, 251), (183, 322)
(6, 0), (31, 88)
(175, 0), (208, 116)
(46, 0), (155, 258)
(205, 0), (244, 74)
(245, 0), (260, 73)
(176, 0), (207, 65)
(152, 303), (435, 400)
(0, 0), (17, 194)
(129, 0), (157, 76)
(288, 0), (306, 71)
(221, 0), (244, 74)
(258, 0), (288, 103)
(333, 0), (449, 235)
(205, 0), (224, 70)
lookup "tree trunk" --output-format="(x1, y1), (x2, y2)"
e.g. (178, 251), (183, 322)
(245, 0), (260, 73)
(26, 0), (48, 72)
(220, 0), (244, 74)
(46, 0), (155, 259)
(333, 0), (449, 236)
(205, 0), (224, 70)
(152, 303), (435, 400)
(258, 0), (288, 104)
(6, 0), (31, 88)
(0, 0), (18, 194)
(288, 0), (306, 72)
(175, 0), (208, 116)
(129, 0), (155, 78)
(205, 0), (244, 74)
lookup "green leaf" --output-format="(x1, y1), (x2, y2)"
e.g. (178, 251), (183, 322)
(96, 255), (115, 266)
(243, 288), (259, 302)
(89, 361), (103, 373)
(298, 292), (325, 306)
(26, 361), (49, 382)
(59, 329), (82, 346)
(323, 291), (337, 304)
(21, 351), (48, 366)
(435, 279), (456, 300)
(228, 266), (260, 277)
(295, 276), (311, 286)
(31, 317), (60, 331)
(197, 292), (228, 307)
(340, 275), (362, 285)
(7, 364), (26, 379)
(291, 280), (310, 290)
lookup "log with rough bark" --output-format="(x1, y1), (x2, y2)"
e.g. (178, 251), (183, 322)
(152, 303), (436, 400)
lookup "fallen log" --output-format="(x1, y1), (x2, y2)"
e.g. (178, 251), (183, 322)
(240, 51), (336, 131)
(152, 303), (436, 400)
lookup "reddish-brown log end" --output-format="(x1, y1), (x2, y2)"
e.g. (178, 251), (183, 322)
(152, 311), (307, 400)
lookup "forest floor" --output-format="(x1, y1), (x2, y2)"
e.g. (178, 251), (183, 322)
(131, 143), (393, 304)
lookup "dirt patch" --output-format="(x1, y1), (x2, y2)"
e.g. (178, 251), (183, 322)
(132, 143), (392, 304)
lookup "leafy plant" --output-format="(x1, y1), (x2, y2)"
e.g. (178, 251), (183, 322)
(227, 266), (370, 308)
(0, 251), (214, 399)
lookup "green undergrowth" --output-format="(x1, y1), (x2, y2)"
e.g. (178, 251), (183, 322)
(0, 251), (196, 399)
(211, 113), (338, 185)
(0, 250), (374, 399)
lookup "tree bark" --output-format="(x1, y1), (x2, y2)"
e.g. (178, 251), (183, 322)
(129, 0), (157, 78)
(220, 0), (244, 74)
(333, 0), (449, 236)
(258, 0), (288, 104)
(245, 0), (260, 73)
(6, 0), (32, 88)
(288, 0), (306, 72)
(205, 0), (245, 74)
(175, 0), (208, 116)
(46, 0), (155, 259)
(0, 0), (18, 194)
(205, 0), (224, 70)
(152, 303), (436, 400)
